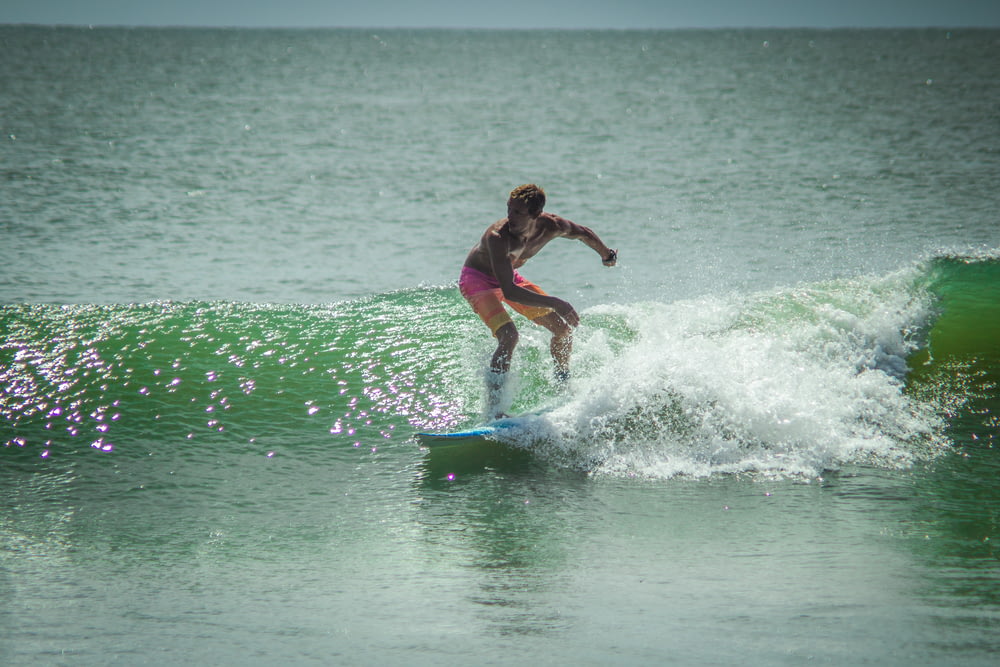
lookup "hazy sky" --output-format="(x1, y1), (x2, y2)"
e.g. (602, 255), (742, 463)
(3, 0), (999, 29)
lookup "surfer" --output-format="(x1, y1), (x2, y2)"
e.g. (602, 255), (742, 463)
(460, 184), (617, 418)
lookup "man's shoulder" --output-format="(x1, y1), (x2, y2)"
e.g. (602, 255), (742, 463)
(487, 218), (510, 237)
(539, 212), (574, 233)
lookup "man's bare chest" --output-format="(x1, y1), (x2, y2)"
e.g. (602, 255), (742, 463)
(506, 226), (553, 262)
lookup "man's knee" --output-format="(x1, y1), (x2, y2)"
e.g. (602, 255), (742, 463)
(550, 320), (572, 342)
(535, 312), (571, 338)
(495, 322), (519, 349)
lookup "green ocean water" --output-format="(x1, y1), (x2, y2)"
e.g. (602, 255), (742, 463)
(3, 26), (1000, 665)
(3, 254), (999, 664)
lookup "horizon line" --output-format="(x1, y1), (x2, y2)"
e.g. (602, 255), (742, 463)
(2, 22), (994, 30)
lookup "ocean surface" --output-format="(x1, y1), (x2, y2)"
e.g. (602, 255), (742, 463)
(2, 26), (999, 665)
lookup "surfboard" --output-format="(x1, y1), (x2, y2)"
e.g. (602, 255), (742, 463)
(416, 416), (527, 447)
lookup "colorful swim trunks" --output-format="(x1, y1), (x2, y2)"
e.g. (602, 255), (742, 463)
(459, 266), (553, 336)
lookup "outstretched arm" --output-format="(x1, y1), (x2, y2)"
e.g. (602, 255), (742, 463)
(549, 215), (617, 266)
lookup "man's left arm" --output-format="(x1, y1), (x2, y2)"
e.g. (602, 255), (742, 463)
(549, 214), (617, 267)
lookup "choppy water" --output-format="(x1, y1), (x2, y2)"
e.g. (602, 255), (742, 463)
(2, 26), (999, 665)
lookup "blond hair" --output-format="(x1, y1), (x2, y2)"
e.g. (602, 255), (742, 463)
(509, 184), (546, 215)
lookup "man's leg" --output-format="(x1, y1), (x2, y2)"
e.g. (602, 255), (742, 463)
(504, 277), (571, 381)
(533, 312), (573, 381)
(491, 322), (519, 374)
(485, 322), (519, 419)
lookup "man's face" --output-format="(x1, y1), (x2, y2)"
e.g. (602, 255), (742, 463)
(507, 198), (540, 224)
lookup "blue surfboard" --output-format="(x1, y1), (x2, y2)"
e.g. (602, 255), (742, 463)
(416, 415), (532, 447)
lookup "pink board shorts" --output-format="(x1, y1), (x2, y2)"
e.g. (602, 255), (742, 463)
(458, 266), (552, 336)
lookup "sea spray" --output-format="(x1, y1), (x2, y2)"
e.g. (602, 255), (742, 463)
(520, 264), (950, 478)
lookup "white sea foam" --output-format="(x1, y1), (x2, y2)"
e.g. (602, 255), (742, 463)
(513, 267), (949, 479)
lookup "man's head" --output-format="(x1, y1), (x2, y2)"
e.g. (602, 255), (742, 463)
(508, 184), (546, 217)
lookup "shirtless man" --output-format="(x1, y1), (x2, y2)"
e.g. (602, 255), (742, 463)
(459, 184), (617, 417)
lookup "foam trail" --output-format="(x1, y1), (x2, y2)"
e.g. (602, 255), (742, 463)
(516, 267), (948, 479)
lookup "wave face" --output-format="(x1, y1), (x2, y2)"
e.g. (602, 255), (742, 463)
(2, 253), (997, 478)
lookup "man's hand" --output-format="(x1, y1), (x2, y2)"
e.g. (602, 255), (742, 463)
(553, 299), (580, 328)
(602, 249), (618, 267)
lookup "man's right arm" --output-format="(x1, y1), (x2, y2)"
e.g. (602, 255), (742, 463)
(487, 233), (579, 327)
